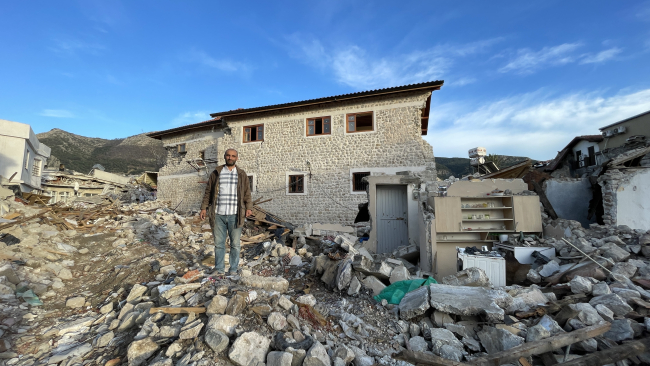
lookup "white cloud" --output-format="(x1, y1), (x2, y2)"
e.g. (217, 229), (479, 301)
(171, 111), (211, 127)
(285, 34), (501, 90)
(426, 88), (650, 160)
(498, 43), (582, 74)
(49, 39), (106, 56)
(499, 43), (624, 74)
(579, 47), (622, 64)
(187, 49), (250, 74)
(40, 109), (75, 118)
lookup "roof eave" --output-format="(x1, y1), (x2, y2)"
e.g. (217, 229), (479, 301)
(210, 82), (443, 119)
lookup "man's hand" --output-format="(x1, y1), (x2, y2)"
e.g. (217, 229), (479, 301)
(200, 209), (206, 220)
(246, 209), (253, 218)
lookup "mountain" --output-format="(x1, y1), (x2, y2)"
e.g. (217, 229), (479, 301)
(37, 129), (166, 175)
(435, 155), (533, 179)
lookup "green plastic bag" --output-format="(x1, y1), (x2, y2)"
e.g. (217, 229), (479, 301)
(373, 277), (437, 305)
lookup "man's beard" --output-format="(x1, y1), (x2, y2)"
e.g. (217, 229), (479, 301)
(225, 160), (236, 166)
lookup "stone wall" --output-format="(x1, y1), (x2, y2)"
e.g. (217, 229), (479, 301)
(158, 129), (223, 213)
(215, 90), (436, 225)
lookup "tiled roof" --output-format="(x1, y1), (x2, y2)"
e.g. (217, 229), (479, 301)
(147, 81), (443, 139)
(210, 80), (444, 118)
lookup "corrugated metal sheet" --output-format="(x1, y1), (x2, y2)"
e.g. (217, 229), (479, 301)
(377, 185), (408, 253)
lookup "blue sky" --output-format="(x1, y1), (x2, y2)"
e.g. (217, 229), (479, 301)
(1, 1), (649, 160)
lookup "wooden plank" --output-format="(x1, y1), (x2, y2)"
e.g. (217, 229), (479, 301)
(0, 208), (50, 230)
(249, 218), (286, 227)
(149, 307), (206, 314)
(393, 349), (472, 366)
(557, 337), (650, 366)
(531, 180), (558, 220)
(43, 248), (71, 256)
(518, 357), (532, 366)
(433, 197), (462, 232)
(2, 212), (21, 220)
(512, 196), (543, 232)
(471, 323), (611, 366)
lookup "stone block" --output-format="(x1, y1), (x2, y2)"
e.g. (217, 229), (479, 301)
(303, 341), (330, 366)
(442, 267), (491, 287)
(589, 294), (633, 317)
(570, 276), (593, 294)
(477, 327), (525, 354)
(228, 332), (270, 366)
(592, 282), (611, 296)
(127, 338), (159, 366)
(239, 275), (289, 293)
(267, 351), (293, 366)
(361, 276), (386, 296)
(389, 265), (410, 284)
(429, 328), (463, 355)
(399, 285), (430, 320)
(604, 319), (635, 342)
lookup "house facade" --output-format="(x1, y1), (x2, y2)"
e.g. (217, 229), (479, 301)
(148, 81), (443, 225)
(0, 119), (51, 192)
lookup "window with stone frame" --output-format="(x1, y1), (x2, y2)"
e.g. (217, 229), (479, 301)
(306, 116), (331, 136)
(346, 112), (374, 133)
(243, 124), (264, 143)
(352, 172), (370, 192)
(177, 144), (187, 153)
(288, 174), (304, 194)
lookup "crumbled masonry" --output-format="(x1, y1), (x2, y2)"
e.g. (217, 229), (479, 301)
(2, 190), (650, 366)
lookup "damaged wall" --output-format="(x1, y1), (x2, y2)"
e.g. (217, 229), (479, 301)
(217, 90), (436, 225)
(443, 179), (528, 197)
(0, 119), (51, 192)
(157, 129), (223, 212)
(615, 169), (650, 231)
(544, 178), (596, 228)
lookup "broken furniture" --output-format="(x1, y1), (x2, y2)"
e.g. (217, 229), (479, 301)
(433, 195), (543, 280)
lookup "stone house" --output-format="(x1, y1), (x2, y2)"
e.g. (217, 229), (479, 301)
(0, 119), (51, 193)
(148, 81), (443, 226)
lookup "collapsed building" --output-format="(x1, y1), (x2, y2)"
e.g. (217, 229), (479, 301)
(539, 109), (650, 231)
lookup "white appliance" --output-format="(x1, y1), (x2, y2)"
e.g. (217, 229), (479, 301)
(458, 253), (506, 287)
(492, 244), (556, 264)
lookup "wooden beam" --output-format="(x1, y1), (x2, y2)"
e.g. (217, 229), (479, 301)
(531, 180), (558, 220)
(556, 338), (650, 366)
(149, 307), (206, 314)
(0, 208), (50, 231)
(471, 323), (611, 366)
(393, 350), (472, 366)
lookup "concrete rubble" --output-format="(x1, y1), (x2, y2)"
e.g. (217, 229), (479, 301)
(2, 187), (650, 366)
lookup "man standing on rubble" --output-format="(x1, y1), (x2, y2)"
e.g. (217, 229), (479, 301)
(200, 149), (253, 278)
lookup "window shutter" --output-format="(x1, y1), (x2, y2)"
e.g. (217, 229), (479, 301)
(257, 126), (264, 141)
(348, 115), (356, 132)
(324, 118), (331, 133)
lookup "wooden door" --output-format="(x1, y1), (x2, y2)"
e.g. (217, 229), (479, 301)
(377, 185), (409, 253)
(434, 197), (462, 232)
(513, 196), (543, 232)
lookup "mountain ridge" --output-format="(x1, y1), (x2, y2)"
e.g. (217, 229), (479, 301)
(36, 129), (166, 175)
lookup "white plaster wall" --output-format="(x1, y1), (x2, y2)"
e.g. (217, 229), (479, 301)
(571, 140), (599, 158)
(0, 135), (26, 182)
(616, 169), (650, 230)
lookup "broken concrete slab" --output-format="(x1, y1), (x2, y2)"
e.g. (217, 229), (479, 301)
(398, 285), (429, 320)
(429, 284), (512, 322)
(228, 332), (271, 366)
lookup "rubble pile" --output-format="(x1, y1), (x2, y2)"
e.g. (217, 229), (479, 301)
(2, 186), (650, 366)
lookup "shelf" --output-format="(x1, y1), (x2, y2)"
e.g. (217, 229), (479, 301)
(437, 240), (493, 243)
(461, 230), (515, 233)
(462, 219), (513, 222)
(461, 207), (512, 210)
